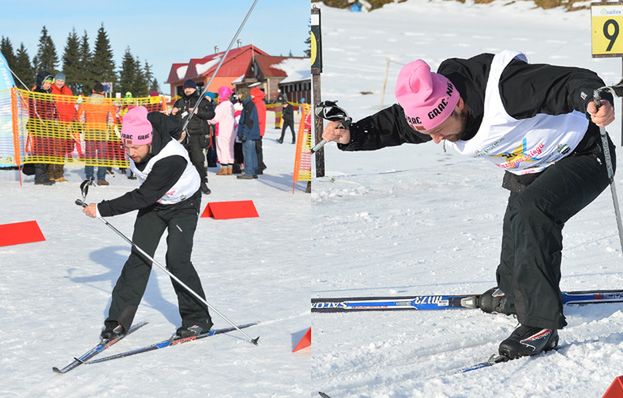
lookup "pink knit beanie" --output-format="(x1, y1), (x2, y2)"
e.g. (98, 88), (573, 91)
(121, 106), (152, 145)
(218, 86), (233, 100)
(395, 59), (460, 131)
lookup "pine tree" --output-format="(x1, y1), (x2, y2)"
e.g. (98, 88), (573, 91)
(143, 61), (154, 94)
(118, 47), (136, 96)
(133, 59), (148, 96)
(149, 78), (160, 94)
(62, 29), (81, 93)
(304, 20), (311, 57)
(78, 30), (93, 94)
(141, 60), (154, 95)
(1, 36), (17, 69)
(35, 26), (58, 74)
(92, 23), (116, 87)
(14, 43), (34, 89)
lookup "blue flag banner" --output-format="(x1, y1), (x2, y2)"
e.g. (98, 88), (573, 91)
(0, 53), (16, 167)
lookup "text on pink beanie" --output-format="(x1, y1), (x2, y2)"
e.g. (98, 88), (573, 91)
(121, 106), (152, 145)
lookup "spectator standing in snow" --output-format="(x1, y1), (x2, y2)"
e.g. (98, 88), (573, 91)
(277, 101), (296, 144)
(77, 82), (115, 186)
(236, 86), (260, 180)
(28, 72), (57, 185)
(49, 72), (77, 182)
(209, 86), (236, 175)
(172, 79), (215, 194)
(250, 87), (267, 174)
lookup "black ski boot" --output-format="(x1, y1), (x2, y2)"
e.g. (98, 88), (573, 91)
(498, 325), (559, 359)
(200, 181), (211, 195)
(176, 320), (213, 339)
(101, 321), (126, 341)
(478, 287), (515, 315)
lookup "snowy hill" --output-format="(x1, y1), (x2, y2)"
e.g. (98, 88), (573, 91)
(0, 122), (309, 397)
(312, 1), (623, 397)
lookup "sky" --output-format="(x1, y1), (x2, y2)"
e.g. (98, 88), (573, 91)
(0, 0), (310, 93)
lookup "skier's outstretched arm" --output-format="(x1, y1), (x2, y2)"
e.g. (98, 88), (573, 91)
(323, 104), (431, 152)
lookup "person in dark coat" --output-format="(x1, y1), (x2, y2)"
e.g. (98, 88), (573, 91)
(322, 50), (616, 361)
(278, 101), (295, 144)
(28, 71), (57, 185)
(82, 106), (212, 340)
(236, 86), (260, 180)
(172, 79), (215, 194)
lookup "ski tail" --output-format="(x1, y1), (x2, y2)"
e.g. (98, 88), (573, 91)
(561, 290), (623, 305)
(52, 320), (148, 374)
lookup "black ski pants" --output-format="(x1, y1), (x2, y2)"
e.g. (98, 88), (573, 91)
(496, 136), (614, 330)
(106, 195), (211, 331)
(187, 135), (207, 183)
(280, 119), (295, 142)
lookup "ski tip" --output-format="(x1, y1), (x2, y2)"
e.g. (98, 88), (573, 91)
(318, 392), (331, 398)
(52, 367), (63, 374)
(251, 336), (260, 345)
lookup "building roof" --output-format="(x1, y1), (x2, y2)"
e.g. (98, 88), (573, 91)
(166, 45), (308, 85)
(167, 45), (268, 84)
(272, 57), (311, 84)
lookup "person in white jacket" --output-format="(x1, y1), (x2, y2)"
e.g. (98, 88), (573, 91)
(209, 86), (236, 175)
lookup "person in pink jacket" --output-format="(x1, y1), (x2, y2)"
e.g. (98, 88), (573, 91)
(209, 86), (236, 175)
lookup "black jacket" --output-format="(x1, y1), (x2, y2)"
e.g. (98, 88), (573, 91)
(338, 53), (612, 191)
(339, 53), (611, 153)
(98, 112), (198, 217)
(173, 91), (215, 136)
(282, 104), (294, 122)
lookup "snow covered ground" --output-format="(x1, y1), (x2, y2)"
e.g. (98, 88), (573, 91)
(312, 1), (623, 397)
(0, 118), (309, 397)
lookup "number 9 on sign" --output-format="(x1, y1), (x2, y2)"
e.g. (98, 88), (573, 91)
(592, 4), (623, 57)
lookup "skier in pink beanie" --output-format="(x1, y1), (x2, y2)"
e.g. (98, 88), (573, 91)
(320, 50), (617, 362)
(121, 106), (153, 145)
(394, 59), (460, 132)
(81, 103), (213, 342)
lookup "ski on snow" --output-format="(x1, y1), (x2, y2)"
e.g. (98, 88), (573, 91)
(312, 294), (478, 312)
(87, 322), (258, 365)
(459, 342), (570, 374)
(311, 289), (623, 312)
(52, 320), (148, 374)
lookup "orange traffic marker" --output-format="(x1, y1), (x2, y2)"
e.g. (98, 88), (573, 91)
(201, 200), (259, 220)
(0, 220), (45, 247)
(603, 375), (623, 398)
(292, 327), (311, 352)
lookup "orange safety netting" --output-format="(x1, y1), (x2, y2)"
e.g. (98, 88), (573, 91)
(1, 88), (168, 168)
(292, 104), (312, 191)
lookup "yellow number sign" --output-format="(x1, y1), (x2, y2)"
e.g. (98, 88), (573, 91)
(592, 4), (623, 57)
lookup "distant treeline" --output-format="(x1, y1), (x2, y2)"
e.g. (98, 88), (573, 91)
(1, 24), (159, 96)
(312, 0), (590, 11)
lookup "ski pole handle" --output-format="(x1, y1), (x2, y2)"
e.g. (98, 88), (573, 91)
(75, 199), (87, 208)
(310, 139), (327, 153)
(311, 123), (348, 153)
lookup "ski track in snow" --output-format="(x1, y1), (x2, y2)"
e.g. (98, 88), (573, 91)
(312, 1), (623, 397)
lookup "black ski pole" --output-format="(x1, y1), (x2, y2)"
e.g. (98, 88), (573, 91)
(75, 199), (259, 345)
(594, 83), (623, 253)
(180, 0), (259, 136)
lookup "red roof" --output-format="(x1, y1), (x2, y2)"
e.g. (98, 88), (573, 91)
(254, 54), (289, 78)
(166, 45), (276, 85)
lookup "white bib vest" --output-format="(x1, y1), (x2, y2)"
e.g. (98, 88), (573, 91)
(129, 139), (200, 204)
(446, 50), (588, 175)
